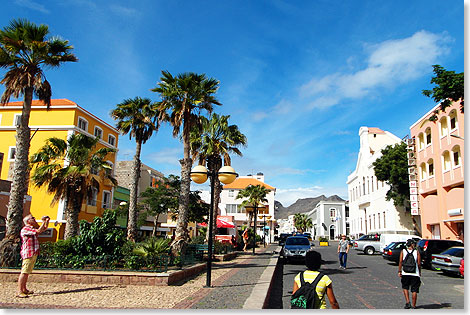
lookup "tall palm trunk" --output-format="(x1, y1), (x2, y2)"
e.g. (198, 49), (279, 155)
(127, 140), (142, 241)
(172, 113), (192, 254)
(64, 189), (83, 239)
(0, 87), (33, 267)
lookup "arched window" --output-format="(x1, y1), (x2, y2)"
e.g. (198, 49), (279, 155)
(420, 163), (427, 180)
(418, 133), (425, 150)
(442, 151), (451, 172)
(440, 116), (448, 137)
(452, 145), (461, 167)
(427, 159), (434, 177)
(449, 110), (458, 130)
(425, 128), (432, 147)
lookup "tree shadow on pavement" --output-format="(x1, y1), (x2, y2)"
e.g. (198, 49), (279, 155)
(417, 303), (452, 309)
(38, 285), (115, 295)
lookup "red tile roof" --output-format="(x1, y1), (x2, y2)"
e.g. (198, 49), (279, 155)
(368, 127), (385, 134)
(223, 178), (275, 190)
(4, 99), (77, 106)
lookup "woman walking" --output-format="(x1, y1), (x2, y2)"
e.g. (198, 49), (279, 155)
(337, 234), (350, 269)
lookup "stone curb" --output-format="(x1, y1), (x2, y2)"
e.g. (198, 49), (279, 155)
(243, 246), (281, 309)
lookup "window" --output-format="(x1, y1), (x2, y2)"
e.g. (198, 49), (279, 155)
(449, 110), (458, 130)
(330, 208), (336, 220)
(452, 146), (461, 167)
(94, 127), (103, 139)
(371, 177), (374, 193)
(383, 211), (386, 229)
(226, 204), (244, 214)
(228, 190), (235, 197)
(378, 213), (381, 229)
(425, 128), (432, 147)
(90, 165), (99, 175)
(440, 117), (448, 137)
(420, 163), (427, 180)
(108, 134), (116, 146)
(13, 114), (22, 127)
(87, 187), (98, 206)
(7, 146), (16, 162)
(418, 133), (425, 150)
(102, 191), (111, 209)
(428, 159), (434, 177)
(78, 117), (88, 131)
(442, 151), (451, 172)
(373, 214), (376, 230)
(105, 161), (114, 176)
(363, 177), (366, 195)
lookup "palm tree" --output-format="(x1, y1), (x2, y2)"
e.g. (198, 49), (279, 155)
(152, 71), (221, 253)
(236, 184), (270, 239)
(29, 134), (117, 239)
(0, 19), (77, 266)
(190, 113), (247, 242)
(110, 97), (160, 241)
(294, 213), (312, 234)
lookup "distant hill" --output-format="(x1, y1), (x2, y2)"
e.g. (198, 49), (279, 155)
(275, 195), (345, 219)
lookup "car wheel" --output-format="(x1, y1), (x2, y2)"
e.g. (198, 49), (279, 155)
(365, 247), (374, 255)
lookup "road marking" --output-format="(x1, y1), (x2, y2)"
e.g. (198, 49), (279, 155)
(355, 294), (375, 309)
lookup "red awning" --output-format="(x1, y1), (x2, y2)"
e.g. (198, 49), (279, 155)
(197, 217), (235, 228)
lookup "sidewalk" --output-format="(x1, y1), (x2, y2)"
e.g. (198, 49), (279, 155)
(0, 244), (280, 309)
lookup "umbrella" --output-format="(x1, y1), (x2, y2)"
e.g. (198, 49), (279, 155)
(197, 217), (235, 228)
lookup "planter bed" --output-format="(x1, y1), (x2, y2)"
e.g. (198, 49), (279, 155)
(0, 262), (207, 286)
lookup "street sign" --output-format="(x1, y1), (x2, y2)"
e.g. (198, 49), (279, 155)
(410, 201), (419, 208)
(411, 208), (419, 215)
(409, 181), (417, 187)
(410, 188), (418, 195)
(410, 195), (418, 202)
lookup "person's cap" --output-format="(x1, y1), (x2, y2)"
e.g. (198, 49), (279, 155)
(406, 239), (416, 247)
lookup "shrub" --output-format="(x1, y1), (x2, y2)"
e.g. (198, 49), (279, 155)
(319, 237), (329, 242)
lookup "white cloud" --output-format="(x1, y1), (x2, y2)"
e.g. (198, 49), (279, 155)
(146, 148), (182, 166)
(14, 0), (49, 13)
(300, 30), (450, 109)
(109, 4), (139, 17)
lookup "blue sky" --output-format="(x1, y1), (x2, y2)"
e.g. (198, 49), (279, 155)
(0, 1), (464, 206)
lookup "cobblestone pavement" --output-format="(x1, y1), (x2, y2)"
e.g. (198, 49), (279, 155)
(0, 246), (275, 309)
(186, 245), (277, 309)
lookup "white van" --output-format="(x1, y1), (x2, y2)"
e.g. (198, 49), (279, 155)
(379, 233), (421, 252)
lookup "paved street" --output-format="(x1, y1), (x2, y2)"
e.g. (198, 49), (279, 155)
(267, 241), (464, 309)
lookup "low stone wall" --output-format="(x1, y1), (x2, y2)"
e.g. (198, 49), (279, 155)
(0, 262), (207, 286)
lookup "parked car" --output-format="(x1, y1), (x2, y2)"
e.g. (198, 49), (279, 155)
(417, 239), (463, 268)
(301, 232), (312, 241)
(382, 241), (407, 264)
(379, 234), (421, 252)
(431, 246), (464, 275)
(353, 234), (380, 255)
(280, 236), (312, 263)
(278, 233), (293, 246)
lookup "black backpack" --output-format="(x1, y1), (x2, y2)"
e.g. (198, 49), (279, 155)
(291, 271), (325, 309)
(403, 248), (417, 273)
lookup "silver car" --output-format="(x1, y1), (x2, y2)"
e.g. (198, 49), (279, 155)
(281, 236), (311, 263)
(431, 246), (464, 275)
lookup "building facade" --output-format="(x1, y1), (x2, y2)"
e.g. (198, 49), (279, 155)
(215, 173), (276, 241)
(0, 99), (119, 241)
(409, 100), (464, 240)
(307, 200), (348, 240)
(347, 127), (416, 238)
(114, 161), (168, 237)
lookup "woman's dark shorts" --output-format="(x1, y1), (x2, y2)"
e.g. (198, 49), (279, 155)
(401, 275), (421, 293)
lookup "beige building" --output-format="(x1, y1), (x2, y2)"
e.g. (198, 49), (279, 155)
(115, 161), (168, 236)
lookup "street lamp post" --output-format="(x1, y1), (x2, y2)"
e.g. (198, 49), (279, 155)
(190, 164), (238, 288)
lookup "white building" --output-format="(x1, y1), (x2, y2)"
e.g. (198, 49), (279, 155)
(347, 127), (415, 238)
(277, 215), (296, 235)
(307, 200), (348, 240)
(199, 172), (276, 242)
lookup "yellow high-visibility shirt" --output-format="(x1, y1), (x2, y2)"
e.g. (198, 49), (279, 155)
(294, 270), (332, 309)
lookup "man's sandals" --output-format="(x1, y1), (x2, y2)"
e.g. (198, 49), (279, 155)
(16, 290), (34, 298)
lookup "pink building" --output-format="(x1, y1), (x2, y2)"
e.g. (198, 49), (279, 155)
(409, 100), (464, 240)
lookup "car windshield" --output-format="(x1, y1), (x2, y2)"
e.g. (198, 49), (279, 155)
(286, 237), (310, 246)
(440, 247), (464, 257)
(391, 242), (405, 249)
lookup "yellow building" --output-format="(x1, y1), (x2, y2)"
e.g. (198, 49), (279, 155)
(0, 99), (119, 241)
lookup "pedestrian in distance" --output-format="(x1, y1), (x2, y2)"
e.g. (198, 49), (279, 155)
(17, 214), (50, 298)
(337, 234), (349, 269)
(242, 228), (249, 251)
(398, 239), (421, 309)
(291, 250), (340, 309)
